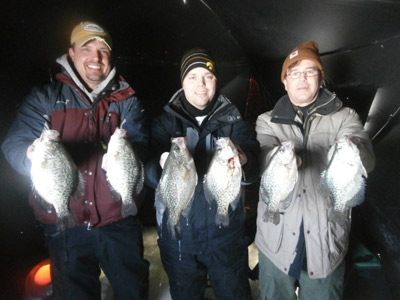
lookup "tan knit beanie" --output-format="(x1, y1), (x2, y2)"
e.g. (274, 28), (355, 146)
(281, 41), (324, 82)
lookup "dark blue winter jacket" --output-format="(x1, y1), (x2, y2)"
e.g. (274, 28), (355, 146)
(146, 89), (259, 254)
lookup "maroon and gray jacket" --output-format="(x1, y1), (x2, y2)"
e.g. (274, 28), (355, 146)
(2, 56), (149, 228)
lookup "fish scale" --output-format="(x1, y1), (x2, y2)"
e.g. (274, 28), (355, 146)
(320, 136), (367, 227)
(259, 140), (298, 225)
(102, 127), (144, 218)
(30, 129), (84, 231)
(204, 137), (242, 227)
(155, 137), (198, 240)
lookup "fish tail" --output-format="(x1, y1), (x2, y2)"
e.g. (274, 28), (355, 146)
(262, 209), (280, 225)
(168, 222), (182, 241)
(154, 197), (165, 227)
(56, 213), (75, 232)
(215, 213), (230, 227)
(121, 201), (138, 218)
(328, 210), (348, 227)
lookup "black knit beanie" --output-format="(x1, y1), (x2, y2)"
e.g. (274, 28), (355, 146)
(180, 48), (216, 82)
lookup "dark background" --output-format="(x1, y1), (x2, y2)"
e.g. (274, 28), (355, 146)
(1, 1), (400, 299)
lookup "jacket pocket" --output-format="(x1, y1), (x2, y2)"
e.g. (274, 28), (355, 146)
(257, 210), (285, 254)
(327, 209), (351, 255)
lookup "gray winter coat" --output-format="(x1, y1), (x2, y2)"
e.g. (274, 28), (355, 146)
(255, 88), (375, 278)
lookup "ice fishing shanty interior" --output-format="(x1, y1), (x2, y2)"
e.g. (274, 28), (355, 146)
(1, 1), (400, 299)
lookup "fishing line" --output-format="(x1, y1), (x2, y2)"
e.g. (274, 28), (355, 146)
(371, 104), (400, 141)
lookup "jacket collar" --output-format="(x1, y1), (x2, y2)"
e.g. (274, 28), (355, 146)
(165, 89), (242, 127)
(271, 88), (342, 125)
(56, 54), (120, 102)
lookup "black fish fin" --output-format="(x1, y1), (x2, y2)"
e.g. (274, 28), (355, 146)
(154, 195), (165, 228)
(168, 222), (182, 240)
(72, 171), (86, 197)
(107, 179), (122, 201)
(279, 189), (295, 210)
(121, 201), (138, 218)
(181, 196), (194, 219)
(259, 185), (270, 206)
(215, 212), (230, 227)
(56, 213), (75, 232)
(328, 210), (348, 227)
(32, 188), (54, 213)
(262, 209), (280, 225)
(110, 189), (122, 201)
(134, 163), (145, 197)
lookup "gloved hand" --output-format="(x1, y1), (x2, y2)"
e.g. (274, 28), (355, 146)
(234, 144), (248, 166)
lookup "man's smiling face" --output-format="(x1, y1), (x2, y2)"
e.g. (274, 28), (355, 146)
(182, 67), (217, 110)
(68, 39), (112, 90)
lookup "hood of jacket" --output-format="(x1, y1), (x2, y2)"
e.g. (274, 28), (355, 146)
(56, 54), (121, 103)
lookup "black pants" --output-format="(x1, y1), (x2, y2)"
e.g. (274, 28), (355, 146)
(45, 216), (149, 299)
(158, 236), (251, 300)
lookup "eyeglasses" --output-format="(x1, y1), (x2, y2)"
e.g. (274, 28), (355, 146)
(287, 69), (319, 79)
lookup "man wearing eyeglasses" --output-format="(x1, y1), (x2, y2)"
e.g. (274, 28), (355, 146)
(255, 41), (375, 299)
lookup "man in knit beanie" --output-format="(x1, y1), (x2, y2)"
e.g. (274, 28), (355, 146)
(145, 48), (260, 300)
(281, 41), (324, 83)
(180, 48), (217, 82)
(280, 41), (324, 108)
(255, 42), (375, 299)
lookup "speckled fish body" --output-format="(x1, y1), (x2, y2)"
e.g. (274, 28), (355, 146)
(320, 136), (367, 226)
(30, 129), (83, 231)
(102, 127), (144, 218)
(155, 137), (197, 240)
(204, 137), (242, 227)
(259, 140), (298, 225)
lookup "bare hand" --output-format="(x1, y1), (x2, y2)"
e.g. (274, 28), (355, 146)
(26, 138), (40, 160)
(347, 135), (360, 146)
(296, 155), (302, 167)
(159, 152), (169, 169)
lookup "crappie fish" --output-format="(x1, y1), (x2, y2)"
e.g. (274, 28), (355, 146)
(102, 127), (144, 218)
(155, 137), (197, 240)
(30, 129), (84, 231)
(320, 136), (367, 227)
(204, 137), (242, 227)
(259, 141), (298, 225)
